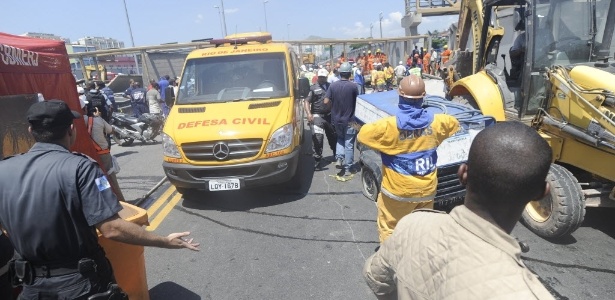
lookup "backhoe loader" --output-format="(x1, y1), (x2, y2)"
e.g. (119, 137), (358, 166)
(447, 0), (615, 238)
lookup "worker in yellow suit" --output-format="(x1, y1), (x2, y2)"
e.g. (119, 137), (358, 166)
(357, 75), (460, 242)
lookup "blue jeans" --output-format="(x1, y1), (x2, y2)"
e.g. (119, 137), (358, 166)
(335, 123), (357, 171)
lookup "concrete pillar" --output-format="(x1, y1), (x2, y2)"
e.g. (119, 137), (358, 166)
(401, 12), (422, 49)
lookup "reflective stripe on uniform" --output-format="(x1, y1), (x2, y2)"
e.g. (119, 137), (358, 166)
(381, 187), (436, 202)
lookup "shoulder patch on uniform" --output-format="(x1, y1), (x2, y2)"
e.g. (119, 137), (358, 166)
(95, 176), (111, 191)
(72, 152), (99, 164)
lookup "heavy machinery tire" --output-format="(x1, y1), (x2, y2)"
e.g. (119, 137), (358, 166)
(521, 164), (586, 238)
(112, 132), (134, 146)
(361, 166), (379, 202)
(451, 94), (479, 109)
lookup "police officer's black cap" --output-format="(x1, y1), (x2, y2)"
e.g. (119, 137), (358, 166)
(26, 100), (81, 127)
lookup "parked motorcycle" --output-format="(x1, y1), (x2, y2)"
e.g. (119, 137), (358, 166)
(110, 112), (163, 146)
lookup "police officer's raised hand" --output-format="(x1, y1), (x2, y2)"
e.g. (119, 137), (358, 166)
(166, 231), (200, 251)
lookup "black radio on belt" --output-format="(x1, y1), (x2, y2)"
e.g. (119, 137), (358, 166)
(78, 258), (98, 274)
(8, 259), (35, 286)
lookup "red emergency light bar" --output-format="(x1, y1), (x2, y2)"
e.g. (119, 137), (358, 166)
(210, 34), (273, 48)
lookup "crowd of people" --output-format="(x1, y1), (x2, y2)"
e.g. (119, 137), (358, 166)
(0, 45), (557, 298)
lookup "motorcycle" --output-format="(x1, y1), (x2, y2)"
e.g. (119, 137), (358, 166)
(110, 112), (163, 146)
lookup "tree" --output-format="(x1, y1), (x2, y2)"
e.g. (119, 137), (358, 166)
(430, 30), (447, 50)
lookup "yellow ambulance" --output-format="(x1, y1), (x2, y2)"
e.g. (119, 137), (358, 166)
(162, 32), (310, 194)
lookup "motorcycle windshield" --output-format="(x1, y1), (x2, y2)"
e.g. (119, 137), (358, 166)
(176, 53), (289, 105)
(533, 0), (615, 68)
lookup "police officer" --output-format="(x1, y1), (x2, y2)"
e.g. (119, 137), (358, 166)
(130, 81), (149, 118)
(304, 68), (336, 170)
(0, 100), (199, 299)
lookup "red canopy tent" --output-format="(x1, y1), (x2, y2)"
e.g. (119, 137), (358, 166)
(0, 32), (118, 192)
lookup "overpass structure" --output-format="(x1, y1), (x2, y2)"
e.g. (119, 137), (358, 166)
(402, 0), (461, 49)
(68, 34), (429, 87)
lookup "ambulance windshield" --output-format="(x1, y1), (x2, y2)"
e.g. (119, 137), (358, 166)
(176, 52), (289, 104)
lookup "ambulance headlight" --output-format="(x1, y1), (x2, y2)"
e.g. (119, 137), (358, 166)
(266, 124), (293, 153)
(162, 133), (181, 158)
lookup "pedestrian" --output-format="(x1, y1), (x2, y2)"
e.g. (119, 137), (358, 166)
(354, 63), (365, 95)
(147, 82), (164, 122)
(383, 62), (394, 91)
(422, 50), (431, 74)
(96, 81), (117, 112)
(374, 65), (386, 92)
(84, 104), (126, 202)
(357, 75), (460, 242)
(328, 68), (340, 84)
(324, 62), (359, 178)
(394, 61), (406, 86)
(130, 81), (148, 118)
(430, 48), (438, 75)
(85, 81), (111, 123)
(123, 79), (136, 116)
(363, 122), (555, 300)
(304, 68), (336, 170)
(158, 75), (171, 117)
(0, 100), (199, 299)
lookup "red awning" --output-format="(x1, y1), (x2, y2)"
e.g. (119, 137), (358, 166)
(0, 32), (117, 193)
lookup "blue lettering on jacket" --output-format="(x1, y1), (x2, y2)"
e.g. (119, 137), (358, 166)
(381, 149), (438, 176)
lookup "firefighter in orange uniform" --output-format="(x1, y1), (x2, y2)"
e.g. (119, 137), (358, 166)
(422, 51), (431, 74)
(441, 45), (452, 65)
(366, 50), (375, 73)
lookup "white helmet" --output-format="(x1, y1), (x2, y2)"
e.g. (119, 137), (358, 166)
(300, 65), (307, 71)
(308, 67), (314, 72)
(317, 68), (329, 77)
(399, 61), (403, 65)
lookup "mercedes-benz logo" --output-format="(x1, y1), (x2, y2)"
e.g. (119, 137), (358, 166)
(212, 142), (230, 160)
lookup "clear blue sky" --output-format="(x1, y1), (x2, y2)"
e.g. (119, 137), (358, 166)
(1, 0), (458, 46)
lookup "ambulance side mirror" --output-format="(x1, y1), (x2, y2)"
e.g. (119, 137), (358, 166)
(298, 78), (310, 98)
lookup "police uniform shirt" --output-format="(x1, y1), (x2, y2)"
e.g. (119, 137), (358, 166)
(307, 83), (330, 114)
(0, 143), (122, 264)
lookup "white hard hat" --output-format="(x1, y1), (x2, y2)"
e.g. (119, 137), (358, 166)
(353, 63), (357, 67)
(317, 68), (328, 77)
(77, 86), (85, 94)
(301, 65), (306, 71)
(399, 61), (403, 65)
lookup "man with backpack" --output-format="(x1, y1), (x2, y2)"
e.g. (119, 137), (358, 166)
(85, 81), (111, 123)
(97, 81), (117, 112)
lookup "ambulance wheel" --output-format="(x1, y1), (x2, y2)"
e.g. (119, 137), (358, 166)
(521, 164), (586, 238)
(112, 132), (134, 146)
(361, 166), (379, 202)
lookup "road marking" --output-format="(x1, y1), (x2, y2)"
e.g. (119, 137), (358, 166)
(147, 185), (176, 218)
(146, 192), (183, 231)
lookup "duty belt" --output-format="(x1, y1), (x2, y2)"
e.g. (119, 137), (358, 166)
(33, 263), (79, 278)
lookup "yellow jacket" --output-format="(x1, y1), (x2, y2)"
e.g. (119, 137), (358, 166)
(358, 115), (459, 201)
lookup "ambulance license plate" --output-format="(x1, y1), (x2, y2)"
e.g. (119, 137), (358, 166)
(209, 179), (241, 191)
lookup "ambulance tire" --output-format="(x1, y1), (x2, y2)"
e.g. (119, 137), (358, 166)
(361, 166), (379, 202)
(175, 187), (193, 196)
(521, 164), (586, 239)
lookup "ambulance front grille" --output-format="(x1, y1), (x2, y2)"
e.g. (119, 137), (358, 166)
(434, 163), (466, 210)
(181, 139), (263, 161)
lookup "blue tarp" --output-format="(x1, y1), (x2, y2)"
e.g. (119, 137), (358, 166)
(356, 90), (495, 130)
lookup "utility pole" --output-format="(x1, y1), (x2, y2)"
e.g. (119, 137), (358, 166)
(287, 23), (290, 40)
(370, 23), (373, 38)
(379, 12), (383, 39)
(214, 5), (224, 36)
(263, 0), (269, 32)
(122, 0), (140, 75)
(220, 0), (228, 36)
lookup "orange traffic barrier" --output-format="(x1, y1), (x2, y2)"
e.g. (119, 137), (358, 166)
(98, 202), (150, 300)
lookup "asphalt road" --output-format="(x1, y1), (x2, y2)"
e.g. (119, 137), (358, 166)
(111, 126), (615, 300)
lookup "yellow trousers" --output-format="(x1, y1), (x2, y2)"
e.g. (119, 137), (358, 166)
(377, 193), (434, 243)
